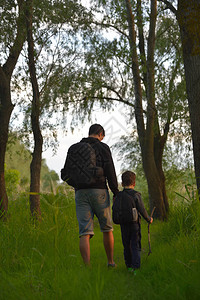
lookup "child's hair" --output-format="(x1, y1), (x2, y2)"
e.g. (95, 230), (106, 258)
(122, 171), (136, 186)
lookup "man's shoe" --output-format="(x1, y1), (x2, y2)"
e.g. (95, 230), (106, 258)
(107, 262), (116, 268)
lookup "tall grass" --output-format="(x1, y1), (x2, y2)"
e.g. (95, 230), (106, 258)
(0, 187), (200, 300)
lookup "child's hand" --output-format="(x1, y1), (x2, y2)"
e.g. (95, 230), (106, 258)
(149, 217), (153, 224)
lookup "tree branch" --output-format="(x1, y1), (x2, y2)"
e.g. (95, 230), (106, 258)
(90, 96), (135, 108)
(3, 0), (27, 79)
(146, 0), (157, 130)
(93, 21), (129, 39)
(82, 84), (135, 108)
(0, 66), (7, 87)
(39, 26), (63, 97)
(158, 0), (177, 16)
(163, 61), (181, 139)
(136, 0), (147, 90)
(26, 0), (40, 103)
(125, 0), (145, 139)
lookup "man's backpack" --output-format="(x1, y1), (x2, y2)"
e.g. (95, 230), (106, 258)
(112, 190), (138, 224)
(61, 141), (104, 188)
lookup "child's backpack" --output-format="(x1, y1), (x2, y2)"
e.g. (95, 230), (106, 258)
(112, 190), (138, 224)
(61, 141), (104, 188)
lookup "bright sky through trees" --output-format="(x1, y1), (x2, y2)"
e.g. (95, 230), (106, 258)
(42, 103), (131, 178)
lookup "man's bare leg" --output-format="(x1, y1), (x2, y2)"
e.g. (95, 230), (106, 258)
(103, 231), (114, 265)
(79, 235), (90, 265)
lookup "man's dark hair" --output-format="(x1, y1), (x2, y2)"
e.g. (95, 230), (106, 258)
(89, 124), (105, 136)
(122, 171), (136, 186)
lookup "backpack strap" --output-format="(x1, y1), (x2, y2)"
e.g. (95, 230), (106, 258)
(123, 190), (139, 223)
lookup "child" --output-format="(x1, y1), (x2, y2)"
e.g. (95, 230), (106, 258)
(116, 171), (153, 274)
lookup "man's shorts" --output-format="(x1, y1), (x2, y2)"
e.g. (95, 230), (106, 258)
(75, 189), (113, 237)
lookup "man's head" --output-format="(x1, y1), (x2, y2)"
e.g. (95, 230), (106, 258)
(122, 171), (136, 187)
(89, 124), (105, 141)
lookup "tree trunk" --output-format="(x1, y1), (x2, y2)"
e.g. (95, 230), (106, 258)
(0, 77), (14, 215)
(26, 0), (43, 219)
(177, 0), (200, 196)
(155, 148), (169, 214)
(154, 133), (169, 214)
(0, 1), (26, 217)
(143, 161), (167, 218)
(141, 136), (168, 219)
(29, 114), (43, 219)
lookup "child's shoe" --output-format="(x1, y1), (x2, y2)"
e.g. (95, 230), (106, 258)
(127, 267), (134, 272)
(127, 267), (137, 275)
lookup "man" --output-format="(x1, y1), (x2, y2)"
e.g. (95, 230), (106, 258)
(70, 124), (119, 266)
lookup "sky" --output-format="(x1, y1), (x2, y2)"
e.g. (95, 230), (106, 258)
(42, 103), (131, 180)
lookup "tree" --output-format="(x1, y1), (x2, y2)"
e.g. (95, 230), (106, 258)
(63, 0), (186, 219)
(177, 0), (200, 196)
(26, 0), (43, 218)
(124, 0), (170, 219)
(160, 0), (200, 197)
(0, 0), (26, 217)
(20, 0), (92, 216)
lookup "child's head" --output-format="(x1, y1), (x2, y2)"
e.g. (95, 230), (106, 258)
(122, 171), (136, 187)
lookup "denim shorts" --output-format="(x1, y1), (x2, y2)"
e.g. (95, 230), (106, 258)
(75, 189), (113, 237)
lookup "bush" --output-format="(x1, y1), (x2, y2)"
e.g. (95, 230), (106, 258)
(158, 183), (200, 242)
(5, 166), (20, 199)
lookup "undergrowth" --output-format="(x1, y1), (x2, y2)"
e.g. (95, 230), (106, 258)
(0, 187), (200, 300)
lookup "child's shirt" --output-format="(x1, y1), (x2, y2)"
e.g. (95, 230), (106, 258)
(122, 188), (151, 223)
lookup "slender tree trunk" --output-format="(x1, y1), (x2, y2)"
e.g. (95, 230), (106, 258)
(26, 0), (43, 219)
(29, 113), (43, 219)
(154, 134), (169, 213)
(125, 0), (168, 219)
(0, 0), (26, 217)
(142, 135), (168, 219)
(177, 0), (200, 196)
(143, 158), (167, 218)
(0, 76), (14, 215)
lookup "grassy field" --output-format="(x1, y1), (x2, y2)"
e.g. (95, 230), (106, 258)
(0, 189), (200, 300)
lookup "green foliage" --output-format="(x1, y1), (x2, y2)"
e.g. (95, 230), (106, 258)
(156, 178), (200, 243)
(172, 184), (200, 235)
(5, 133), (59, 193)
(5, 133), (32, 186)
(4, 166), (20, 199)
(10, 0), (94, 140)
(1, 183), (200, 299)
(112, 130), (142, 170)
(0, 0), (18, 61)
(41, 170), (60, 192)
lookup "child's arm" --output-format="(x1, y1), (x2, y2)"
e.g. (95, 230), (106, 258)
(135, 193), (152, 223)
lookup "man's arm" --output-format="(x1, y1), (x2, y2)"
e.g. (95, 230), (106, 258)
(103, 144), (119, 196)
